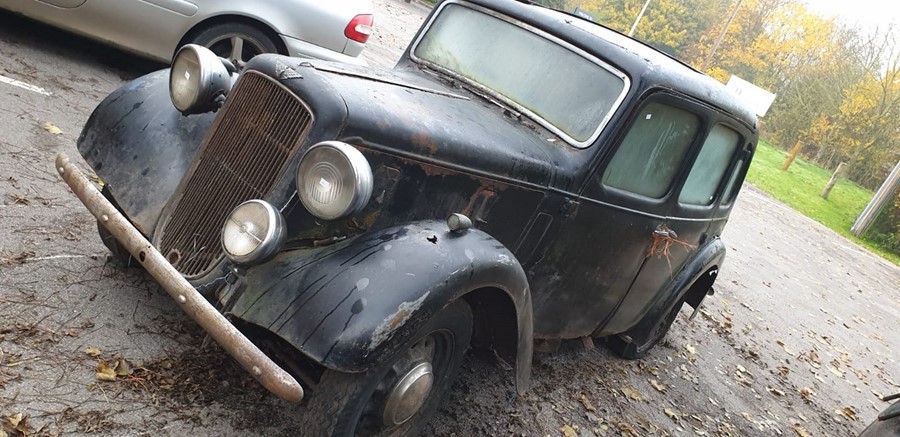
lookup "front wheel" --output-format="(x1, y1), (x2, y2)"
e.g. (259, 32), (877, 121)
(299, 299), (473, 436)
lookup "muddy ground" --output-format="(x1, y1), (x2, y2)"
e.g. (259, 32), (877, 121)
(0, 1), (898, 436)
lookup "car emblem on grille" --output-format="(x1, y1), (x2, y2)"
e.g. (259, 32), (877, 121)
(276, 60), (303, 80)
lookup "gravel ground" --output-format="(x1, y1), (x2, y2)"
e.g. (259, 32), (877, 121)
(1, 1), (898, 436)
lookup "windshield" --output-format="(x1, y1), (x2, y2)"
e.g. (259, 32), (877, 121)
(412, 3), (628, 146)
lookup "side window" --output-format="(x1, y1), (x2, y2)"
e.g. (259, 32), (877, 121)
(720, 158), (747, 206)
(679, 125), (741, 205)
(602, 102), (699, 198)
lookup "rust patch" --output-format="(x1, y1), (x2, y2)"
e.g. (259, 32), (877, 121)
(411, 132), (439, 156)
(368, 291), (430, 352)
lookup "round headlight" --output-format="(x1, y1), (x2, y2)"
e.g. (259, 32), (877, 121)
(170, 44), (232, 114)
(296, 141), (373, 220)
(221, 200), (286, 265)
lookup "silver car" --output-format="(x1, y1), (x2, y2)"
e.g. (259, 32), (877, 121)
(0, 0), (374, 65)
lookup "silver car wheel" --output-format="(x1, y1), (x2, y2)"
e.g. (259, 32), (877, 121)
(206, 33), (266, 68)
(187, 22), (281, 68)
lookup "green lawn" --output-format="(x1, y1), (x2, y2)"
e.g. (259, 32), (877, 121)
(745, 140), (899, 265)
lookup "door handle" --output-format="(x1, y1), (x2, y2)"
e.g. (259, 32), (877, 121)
(653, 225), (677, 239)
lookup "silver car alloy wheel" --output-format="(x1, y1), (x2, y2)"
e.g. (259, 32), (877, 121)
(206, 33), (268, 68)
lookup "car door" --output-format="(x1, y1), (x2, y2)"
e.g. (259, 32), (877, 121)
(529, 94), (704, 339)
(600, 117), (752, 335)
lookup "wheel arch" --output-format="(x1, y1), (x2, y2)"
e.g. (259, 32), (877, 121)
(177, 14), (288, 57)
(461, 286), (527, 383)
(229, 220), (534, 394)
(683, 265), (719, 311)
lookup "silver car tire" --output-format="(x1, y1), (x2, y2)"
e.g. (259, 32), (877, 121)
(187, 22), (281, 67)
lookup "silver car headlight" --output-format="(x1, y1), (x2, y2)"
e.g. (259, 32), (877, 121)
(221, 200), (286, 265)
(296, 141), (373, 220)
(170, 44), (232, 114)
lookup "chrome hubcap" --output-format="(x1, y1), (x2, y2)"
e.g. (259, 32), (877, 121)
(382, 361), (434, 426)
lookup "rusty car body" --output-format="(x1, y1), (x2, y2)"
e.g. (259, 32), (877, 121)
(57, 0), (758, 434)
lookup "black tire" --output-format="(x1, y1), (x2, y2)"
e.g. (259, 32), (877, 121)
(607, 297), (684, 359)
(299, 299), (473, 437)
(186, 22), (280, 67)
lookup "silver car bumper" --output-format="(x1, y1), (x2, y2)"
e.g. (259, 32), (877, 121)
(281, 33), (368, 66)
(55, 153), (304, 403)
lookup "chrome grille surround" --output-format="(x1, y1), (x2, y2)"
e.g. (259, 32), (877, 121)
(156, 71), (313, 277)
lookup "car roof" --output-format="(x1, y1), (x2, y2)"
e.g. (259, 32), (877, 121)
(460, 0), (758, 130)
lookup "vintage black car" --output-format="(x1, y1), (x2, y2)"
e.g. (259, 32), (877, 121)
(56, 0), (758, 434)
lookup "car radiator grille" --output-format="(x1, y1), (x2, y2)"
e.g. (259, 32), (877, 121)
(157, 71), (312, 277)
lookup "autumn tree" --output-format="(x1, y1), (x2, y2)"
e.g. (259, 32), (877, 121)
(577, 0), (729, 56)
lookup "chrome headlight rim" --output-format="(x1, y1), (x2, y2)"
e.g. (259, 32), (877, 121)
(296, 141), (374, 221)
(221, 199), (286, 265)
(169, 44), (232, 115)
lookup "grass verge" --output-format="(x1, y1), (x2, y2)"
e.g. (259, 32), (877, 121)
(745, 140), (899, 265)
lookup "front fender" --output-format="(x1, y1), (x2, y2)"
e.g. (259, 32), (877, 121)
(230, 220), (533, 391)
(77, 69), (215, 236)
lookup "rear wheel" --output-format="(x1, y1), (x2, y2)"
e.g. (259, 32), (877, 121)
(299, 299), (473, 436)
(607, 296), (684, 359)
(186, 22), (280, 68)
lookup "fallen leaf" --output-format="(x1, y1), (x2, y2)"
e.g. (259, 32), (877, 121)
(791, 423), (812, 437)
(42, 122), (63, 135)
(684, 344), (697, 355)
(649, 379), (667, 393)
(621, 387), (643, 401)
(84, 348), (101, 357)
(2, 413), (28, 436)
(767, 386), (785, 396)
(664, 408), (679, 421)
(777, 366), (790, 377)
(828, 366), (844, 378)
(578, 394), (596, 412)
(114, 359), (133, 377)
(560, 424), (577, 437)
(800, 387), (814, 399)
(96, 360), (117, 382)
(838, 407), (857, 421)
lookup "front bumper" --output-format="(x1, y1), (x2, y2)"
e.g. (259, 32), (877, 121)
(55, 153), (304, 403)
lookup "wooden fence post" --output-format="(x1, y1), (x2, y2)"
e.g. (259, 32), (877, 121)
(821, 162), (847, 199)
(782, 141), (804, 171)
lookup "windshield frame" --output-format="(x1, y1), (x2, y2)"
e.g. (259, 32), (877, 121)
(409, 0), (631, 148)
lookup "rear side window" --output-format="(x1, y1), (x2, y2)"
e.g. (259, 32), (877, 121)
(679, 125), (741, 205)
(720, 158), (746, 206)
(602, 102), (699, 198)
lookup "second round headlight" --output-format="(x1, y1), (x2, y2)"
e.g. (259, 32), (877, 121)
(221, 200), (285, 265)
(296, 142), (373, 220)
(170, 44), (232, 114)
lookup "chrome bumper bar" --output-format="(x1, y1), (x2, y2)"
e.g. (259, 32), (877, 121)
(55, 153), (304, 403)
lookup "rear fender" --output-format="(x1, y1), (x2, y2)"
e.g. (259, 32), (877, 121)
(77, 69), (215, 236)
(230, 220), (533, 392)
(611, 238), (725, 340)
